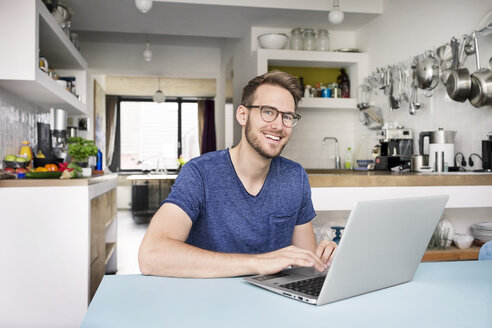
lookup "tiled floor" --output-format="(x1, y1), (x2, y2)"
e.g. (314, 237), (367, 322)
(116, 210), (149, 275)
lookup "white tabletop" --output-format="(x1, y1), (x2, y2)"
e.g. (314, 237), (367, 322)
(82, 261), (492, 328)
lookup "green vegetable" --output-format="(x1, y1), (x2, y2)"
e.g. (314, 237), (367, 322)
(67, 163), (83, 178)
(25, 171), (62, 179)
(67, 137), (98, 162)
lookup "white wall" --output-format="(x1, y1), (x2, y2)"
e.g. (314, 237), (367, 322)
(356, 0), (492, 169)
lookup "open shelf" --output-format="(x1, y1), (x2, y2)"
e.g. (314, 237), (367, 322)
(257, 49), (367, 110)
(0, 0), (87, 116)
(105, 242), (116, 266)
(422, 245), (480, 262)
(298, 97), (357, 109)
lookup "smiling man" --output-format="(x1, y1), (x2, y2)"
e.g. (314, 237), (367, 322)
(138, 71), (336, 278)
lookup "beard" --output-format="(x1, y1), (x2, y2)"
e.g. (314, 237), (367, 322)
(245, 117), (288, 159)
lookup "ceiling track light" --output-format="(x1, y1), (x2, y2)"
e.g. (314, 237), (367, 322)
(153, 78), (166, 103)
(328, 0), (344, 24)
(143, 40), (152, 61)
(135, 0), (153, 13)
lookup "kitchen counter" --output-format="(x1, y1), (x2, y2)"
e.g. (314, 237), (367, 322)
(0, 173), (117, 187)
(307, 170), (492, 187)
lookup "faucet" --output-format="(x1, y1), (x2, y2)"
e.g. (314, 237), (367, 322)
(323, 137), (341, 169)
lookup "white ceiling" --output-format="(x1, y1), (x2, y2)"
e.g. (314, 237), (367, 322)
(62, 0), (382, 44)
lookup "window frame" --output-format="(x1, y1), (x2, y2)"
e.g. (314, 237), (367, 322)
(109, 96), (201, 173)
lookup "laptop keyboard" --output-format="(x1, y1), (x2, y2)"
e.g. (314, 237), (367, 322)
(280, 275), (326, 297)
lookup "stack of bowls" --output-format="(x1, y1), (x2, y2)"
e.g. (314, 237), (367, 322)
(471, 222), (492, 244)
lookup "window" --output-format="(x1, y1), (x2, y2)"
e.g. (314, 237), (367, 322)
(118, 98), (200, 171)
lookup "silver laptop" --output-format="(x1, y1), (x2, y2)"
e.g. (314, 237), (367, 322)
(244, 195), (449, 305)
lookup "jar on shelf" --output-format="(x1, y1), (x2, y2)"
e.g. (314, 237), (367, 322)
(290, 28), (303, 50)
(302, 29), (315, 51)
(316, 29), (330, 51)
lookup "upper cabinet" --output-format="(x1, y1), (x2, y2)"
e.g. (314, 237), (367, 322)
(256, 49), (368, 109)
(0, 0), (88, 116)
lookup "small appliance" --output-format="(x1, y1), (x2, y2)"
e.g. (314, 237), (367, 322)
(482, 133), (492, 171)
(374, 126), (413, 170)
(50, 108), (68, 161)
(419, 128), (457, 171)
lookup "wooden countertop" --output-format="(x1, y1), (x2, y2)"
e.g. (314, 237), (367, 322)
(0, 173), (118, 188)
(307, 170), (492, 187)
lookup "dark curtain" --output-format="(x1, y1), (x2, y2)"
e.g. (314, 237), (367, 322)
(199, 99), (216, 154)
(105, 96), (118, 167)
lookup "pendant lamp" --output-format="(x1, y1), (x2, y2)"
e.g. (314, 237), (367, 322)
(153, 78), (166, 103)
(328, 0), (344, 24)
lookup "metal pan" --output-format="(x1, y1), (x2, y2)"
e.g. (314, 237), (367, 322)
(469, 33), (492, 108)
(446, 36), (472, 102)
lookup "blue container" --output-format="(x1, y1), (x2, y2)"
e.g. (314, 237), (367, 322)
(322, 88), (332, 98)
(96, 150), (103, 170)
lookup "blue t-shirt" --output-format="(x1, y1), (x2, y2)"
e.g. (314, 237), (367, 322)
(163, 149), (316, 254)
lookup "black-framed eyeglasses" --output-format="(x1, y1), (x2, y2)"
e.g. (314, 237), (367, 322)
(244, 105), (301, 127)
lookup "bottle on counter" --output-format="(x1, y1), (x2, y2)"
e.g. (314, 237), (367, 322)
(19, 141), (34, 168)
(96, 149), (103, 171)
(337, 68), (350, 98)
(344, 147), (353, 170)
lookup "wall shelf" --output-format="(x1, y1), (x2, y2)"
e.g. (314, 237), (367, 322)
(0, 0), (87, 116)
(298, 97), (357, 109)
(256, 49), (367, 110)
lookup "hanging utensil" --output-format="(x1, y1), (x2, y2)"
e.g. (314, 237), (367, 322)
(415, 51), (440, 97)
(469, 32), (492, 108)
(446, 35), (472, 102)
(441, 37), (459, 85)
(409, 82), (421, 115)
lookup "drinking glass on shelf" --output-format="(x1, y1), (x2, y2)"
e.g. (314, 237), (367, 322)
(316, 29), (330, 51)
(302, 29), (315, 50)
(290, 28), (303, 50)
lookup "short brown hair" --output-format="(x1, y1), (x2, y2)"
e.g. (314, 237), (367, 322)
(241, 70), (303, 109)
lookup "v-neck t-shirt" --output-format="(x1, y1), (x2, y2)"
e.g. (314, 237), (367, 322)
(163, 149), (316, 254)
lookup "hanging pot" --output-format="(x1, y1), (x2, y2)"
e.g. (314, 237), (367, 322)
(469, 33), (492, 108)
(446, 35), (472, 102)
(414, 51), (440, 93)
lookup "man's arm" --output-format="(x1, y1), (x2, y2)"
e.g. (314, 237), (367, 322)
(292, 222), (337, 267)
(138, 203), (328, 278)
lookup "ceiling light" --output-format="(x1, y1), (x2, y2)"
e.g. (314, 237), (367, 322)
(143, 41), (152, 61)
(135, 0), (153, 13)
(328, 0), (344, 24)
(153, 78), (166, 103)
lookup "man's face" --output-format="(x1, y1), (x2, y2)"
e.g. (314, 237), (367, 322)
(244, 84), (295, 159)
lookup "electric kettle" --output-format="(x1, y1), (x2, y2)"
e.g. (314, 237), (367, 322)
(419, 128), (457, 171)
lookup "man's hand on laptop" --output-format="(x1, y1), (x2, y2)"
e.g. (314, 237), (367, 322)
(316, 240), (337, 267)
(252, 245), (332, 274)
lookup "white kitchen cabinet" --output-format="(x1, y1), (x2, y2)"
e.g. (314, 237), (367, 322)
(0, 0), (88, 116)
(256, 49), (367, 110)
(0, 175), (117, 328)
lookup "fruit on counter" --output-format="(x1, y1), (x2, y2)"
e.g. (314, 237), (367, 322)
(4, 154), (16, 161)
(15, 168), (28, 174)
(4, 167), (15, 173)
(16, 156), (28, 162)
(36, 150), (46, 159)
(44, 164), (59, 172)
(35, 167), (48, 172)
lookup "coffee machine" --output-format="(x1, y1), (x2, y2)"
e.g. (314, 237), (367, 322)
(50, 108), (68, 161)
(483, 133), (492, 171)
(374, 126), (413, 170)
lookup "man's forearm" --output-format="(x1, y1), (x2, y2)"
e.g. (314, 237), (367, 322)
(139, 237), (259, 278)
